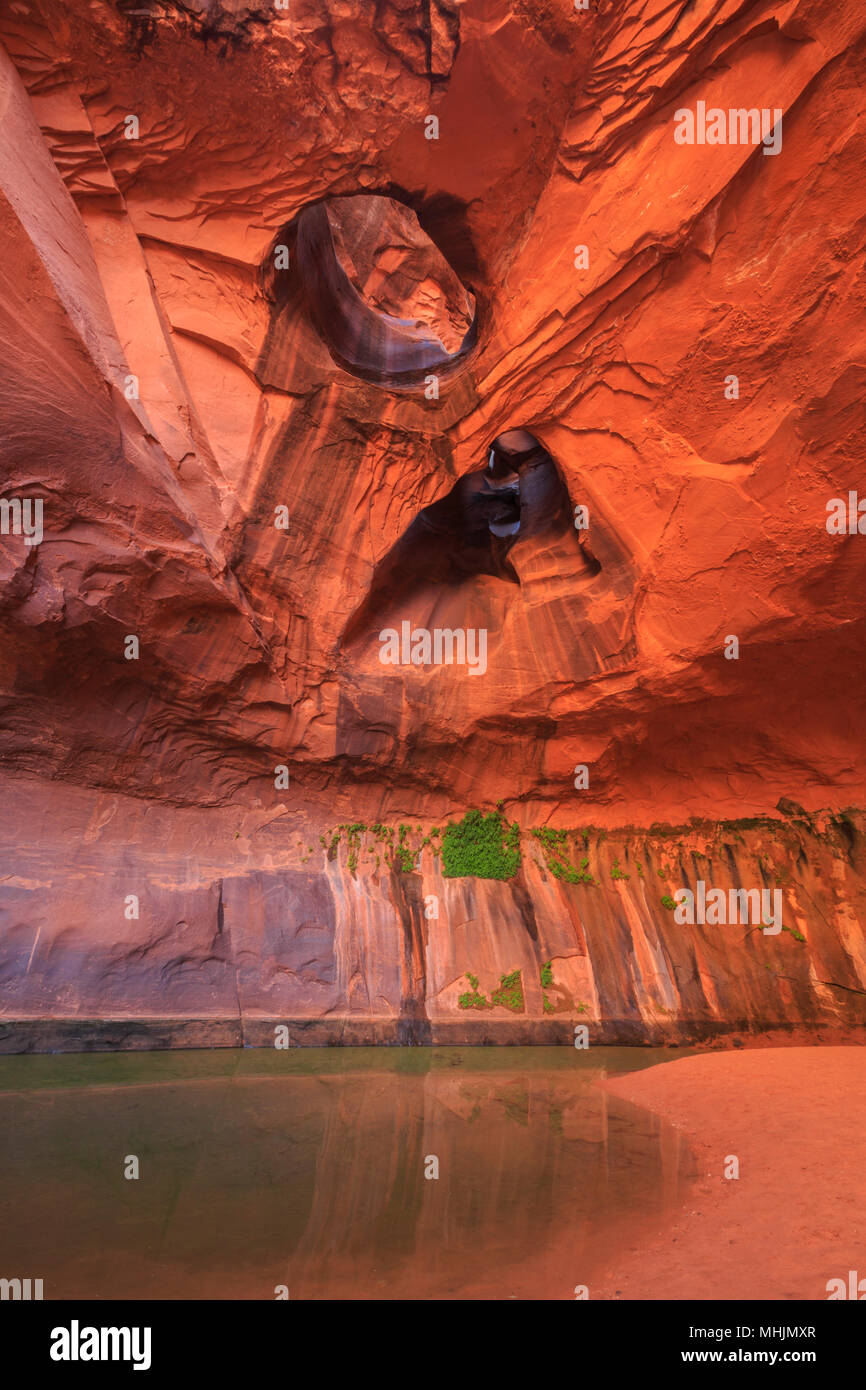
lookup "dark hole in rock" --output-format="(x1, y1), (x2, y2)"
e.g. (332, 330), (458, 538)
(295, 193), (477, 385)
(342, 430), (600, 646)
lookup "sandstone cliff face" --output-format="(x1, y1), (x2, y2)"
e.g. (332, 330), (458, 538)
(0, 1), (864, 1045)
(2, 786), (864, 1048)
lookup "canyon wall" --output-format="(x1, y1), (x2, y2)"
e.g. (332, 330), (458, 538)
(1, 1), (865, 1046)
(1, 784), (864, 1049)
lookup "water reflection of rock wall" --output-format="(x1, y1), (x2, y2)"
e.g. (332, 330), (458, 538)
(288, 1067), (682, 1299)
(0, 1056), (688, 1299)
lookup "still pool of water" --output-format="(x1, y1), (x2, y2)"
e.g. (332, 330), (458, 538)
(0, 1047), (696, 1300)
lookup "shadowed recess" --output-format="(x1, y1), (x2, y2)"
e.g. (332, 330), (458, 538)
(341, 429), (598, 645)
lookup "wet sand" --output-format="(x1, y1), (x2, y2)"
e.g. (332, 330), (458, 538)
(595, 1046), (866, 1300)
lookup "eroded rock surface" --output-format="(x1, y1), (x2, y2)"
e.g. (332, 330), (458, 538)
(0, 1), (865, 1044)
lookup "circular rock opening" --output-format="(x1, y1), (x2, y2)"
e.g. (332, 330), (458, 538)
(483, 429), (551, 538)
(295, 194), (477, 384)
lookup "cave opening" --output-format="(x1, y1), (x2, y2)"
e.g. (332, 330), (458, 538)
(341, 429), (596, 648)
(290, 192), (478, 386)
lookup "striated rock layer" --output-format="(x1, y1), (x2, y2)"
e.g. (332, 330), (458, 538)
(0, 1), (865, 1046)
(1, 787), (865, 1050)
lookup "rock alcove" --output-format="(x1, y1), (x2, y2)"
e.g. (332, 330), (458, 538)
(341, 429), (599, 647)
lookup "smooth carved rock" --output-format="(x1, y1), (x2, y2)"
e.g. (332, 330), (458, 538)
(295, 196), (477, 380)
(324, 195), (476, 356)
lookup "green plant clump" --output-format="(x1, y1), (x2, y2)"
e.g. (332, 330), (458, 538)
(781, 925), (807, 943)
(395, 824), (414, 872)
(491, 970), (525, 1012)
(540, 958), (554, 1013)
(531, 828), (595, 884)
(661, 894), (677, 911)
(458, 969), (524, 1013)
(457, 986), (492, 1011)
(442, 810), (521, 880)
(340, 821), (366, 842)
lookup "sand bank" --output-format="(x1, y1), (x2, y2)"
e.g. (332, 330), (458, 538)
(595, 1046), (866, 1300)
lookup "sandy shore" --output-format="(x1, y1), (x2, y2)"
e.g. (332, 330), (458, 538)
(594, 1045), (866, 1300)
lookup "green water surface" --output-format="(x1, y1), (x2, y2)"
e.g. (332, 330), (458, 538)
(0, 1047), (694, 1300)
